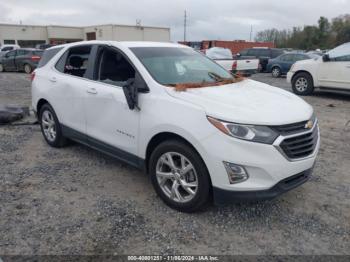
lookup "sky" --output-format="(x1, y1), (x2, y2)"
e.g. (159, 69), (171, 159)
(0, 0), (350, 41)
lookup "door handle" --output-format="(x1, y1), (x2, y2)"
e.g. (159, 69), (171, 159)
(49, 77), (57, 83)
(86, 88), (98, 94)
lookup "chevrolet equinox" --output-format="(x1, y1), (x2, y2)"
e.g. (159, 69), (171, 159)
(32, 41), (320, 212)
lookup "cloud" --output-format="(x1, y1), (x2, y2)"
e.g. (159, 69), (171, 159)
(0, 0), (349, 41)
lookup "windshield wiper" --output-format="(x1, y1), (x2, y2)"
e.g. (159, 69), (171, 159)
(208, 72), (232, 82)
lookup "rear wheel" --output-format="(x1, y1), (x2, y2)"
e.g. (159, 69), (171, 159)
(39, 104), (68, 148)
(0, 63), (4, 72)
(24, 64), (32, 74)
(271, 67), (281, 78)
(149, 140), (211, 212)
(292, 72), (314, 95)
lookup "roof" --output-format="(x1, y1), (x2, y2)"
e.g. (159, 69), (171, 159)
(0, 23), (169, 30)
(47, 40), (187, 50)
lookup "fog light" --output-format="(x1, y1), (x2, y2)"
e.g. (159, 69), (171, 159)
(223, 162), (249, 184)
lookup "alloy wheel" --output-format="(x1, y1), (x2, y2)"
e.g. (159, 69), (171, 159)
(41, 110), (57, 142)
(272, 68), (280, 77)
(295, 77), (308, 92)
(24, 64), (31, 74)
(156, 152), (198, 203)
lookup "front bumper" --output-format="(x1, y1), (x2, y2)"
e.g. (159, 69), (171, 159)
(213, 168), (312, 205)
(286, 71), (294, 84)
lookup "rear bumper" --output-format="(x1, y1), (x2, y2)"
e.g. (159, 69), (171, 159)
(213, 168), (312, 205)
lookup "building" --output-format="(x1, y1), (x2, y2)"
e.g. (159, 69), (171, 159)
(0, 23), (171, 47)
(180, 40), (275, 54)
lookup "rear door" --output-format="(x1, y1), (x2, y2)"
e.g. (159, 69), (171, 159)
(49, 44), (96, 137)
(84, 45), (142, 159)
(318, 44), (350, 89)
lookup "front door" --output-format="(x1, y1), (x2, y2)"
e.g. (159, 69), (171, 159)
(2, 50), (17, 70)
(318, 43), (350, 90)
(85, 45), (140, 160)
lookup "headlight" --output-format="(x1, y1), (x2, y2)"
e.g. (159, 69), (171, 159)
(207, 116), (279, 144)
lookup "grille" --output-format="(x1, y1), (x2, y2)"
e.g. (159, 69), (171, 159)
(272, 120), (309, 135)
(280, 126), (318, 159)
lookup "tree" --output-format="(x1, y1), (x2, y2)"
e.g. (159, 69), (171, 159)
(255, 14), (350, 50)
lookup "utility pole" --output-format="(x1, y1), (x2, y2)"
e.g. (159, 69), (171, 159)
(249, 25), (253, 41)
(184, 10), (187, 42)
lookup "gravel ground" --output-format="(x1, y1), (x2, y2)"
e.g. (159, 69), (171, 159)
(0, 72), (349, 255)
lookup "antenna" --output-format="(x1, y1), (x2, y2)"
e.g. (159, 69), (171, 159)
(184, 10), (187, 42)
(249, 25), (253, 41)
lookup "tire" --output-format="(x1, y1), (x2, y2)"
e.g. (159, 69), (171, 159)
(0, 63), (4, 72)
(39, 103), (68, 148)
(292, 72), (314, 96)
(271, 67), (281, 78)
(24, 64), (32, 74)
(149, 140), (211, 212)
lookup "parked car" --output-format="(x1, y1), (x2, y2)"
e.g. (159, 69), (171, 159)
(32, 41), (319, 212)
(0, 44), (20, 57)
(206, 47), (259, 76)
(238, 48), (285, 72)
(0, 48), (43, 74)
(267, 53), (320, 78)
(287, 42), (350, 95)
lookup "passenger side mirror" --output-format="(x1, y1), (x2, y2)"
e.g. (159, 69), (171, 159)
(323, 54), (330, 62)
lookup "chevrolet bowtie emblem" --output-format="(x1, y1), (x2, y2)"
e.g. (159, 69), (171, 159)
(305, 120), (313, 129)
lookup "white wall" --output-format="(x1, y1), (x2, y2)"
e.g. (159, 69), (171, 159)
(47, 26), (83, 40)
(0, 24), (47, 45)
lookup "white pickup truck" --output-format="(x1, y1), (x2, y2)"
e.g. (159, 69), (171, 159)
(206, 47), (259, 76)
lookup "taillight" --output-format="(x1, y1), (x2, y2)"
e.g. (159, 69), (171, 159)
(31, 56), (41, 62)
(30, 72), (36, 82)
(232, 60), (238, 71)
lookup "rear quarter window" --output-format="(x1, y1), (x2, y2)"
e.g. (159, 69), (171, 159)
(37, 47), (63, 68)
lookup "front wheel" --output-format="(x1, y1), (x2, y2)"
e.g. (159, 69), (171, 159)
(271, 67), (281, 78)
(149, 140), (211, 212)
(292, 72), (314, 95)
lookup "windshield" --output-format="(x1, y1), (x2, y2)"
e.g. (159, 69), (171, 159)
(130, 47), (234, 85)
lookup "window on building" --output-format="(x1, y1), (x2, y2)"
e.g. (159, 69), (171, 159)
(4, 40), (16, 45)
(17, 40), (46, 48)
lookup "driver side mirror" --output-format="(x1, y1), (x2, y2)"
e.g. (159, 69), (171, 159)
(322, 54), (330, 62)
(122, 72), (148, 110)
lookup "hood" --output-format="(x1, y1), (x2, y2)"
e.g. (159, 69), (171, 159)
(165, 79), (313, 125)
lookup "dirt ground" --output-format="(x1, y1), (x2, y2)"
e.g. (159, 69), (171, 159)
(0, 72), (349, 255)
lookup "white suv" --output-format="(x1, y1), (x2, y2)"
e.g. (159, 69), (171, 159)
(32, 41), (320, 212)
(287, 42), (350, 95)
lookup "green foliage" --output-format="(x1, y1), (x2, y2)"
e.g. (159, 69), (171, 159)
(255, 14), (350, 50)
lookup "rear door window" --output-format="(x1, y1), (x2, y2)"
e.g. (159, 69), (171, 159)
(38, 47), (63, 68)
(55, 45), (92, 78)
